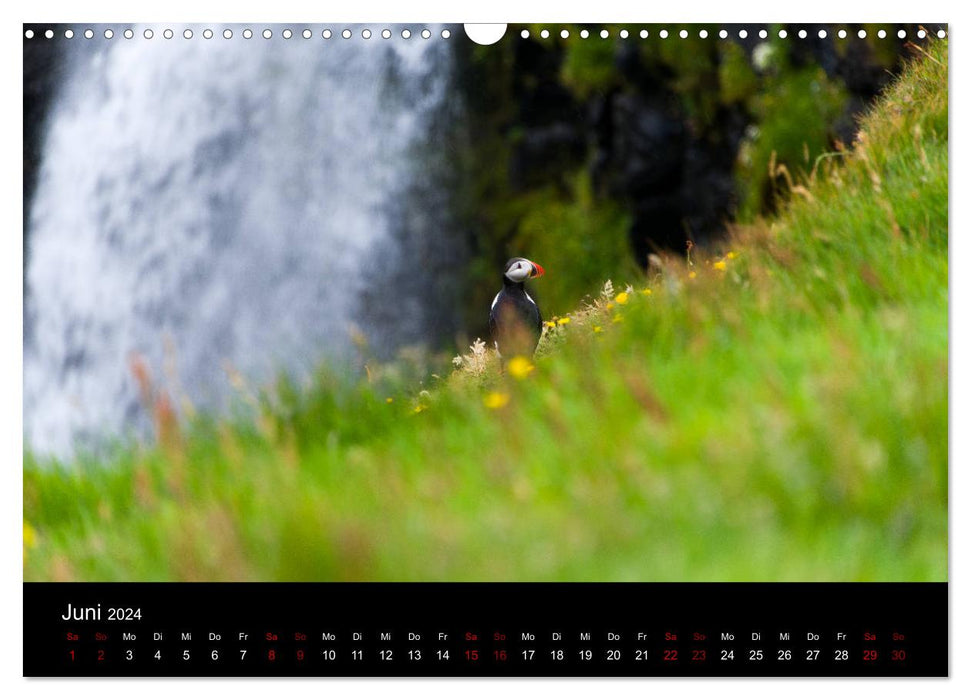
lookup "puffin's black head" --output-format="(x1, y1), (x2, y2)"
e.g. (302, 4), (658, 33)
(503, 257), (545, 283)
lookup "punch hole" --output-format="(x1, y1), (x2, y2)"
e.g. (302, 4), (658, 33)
(263, 29), (272, 39)
(699, 30), (708, 39)
(778, 29), (787, 38)
(225, 29), (234, 39)
(322, 29), (331, 39)
(818, 29), (827, 39)
(798, 29), (807, 39)
(383, 29), (392, 39)
(283, 29), (293, 39)
(638, 30), (647, 39)
(560, 29), (570, 39)
(620, 29), (629, 39)
(362, 29), (372, 39)
(103, 29), (113, 39)
(302, 29), (312, 39)
(659, 29), (668, 39)
(463, 24), (507, 46)
(202, 29), (212, 39)
(65, 29), (74, 39)
(759, 29), (767, 39)
(46, 29), (54, 39)
(143, 29), (153, 39)
(441, 29), (451, 39)
(540, 29), (550, 39)
(600, 29), (609, 39)
(124, 29), (133, 39)
(679, 30), (687, 39)
(938, 30), (946, 38)
(84, 29), (94, 39)
(520, 29), (529, 39)
(877, 29), (886, 39)
(184, 29), (193, 39)
(421, 29), (431, 39)
(243, 29), (253, 39)
(342, 29), (352, 39)
(897, 29), (906, 39)
(719, 29), (728, 39)
(25, 29), (34, 39)
(163, 29), (173, 39)
(738, 29), (747, 39)
(917, 29), (926, 39)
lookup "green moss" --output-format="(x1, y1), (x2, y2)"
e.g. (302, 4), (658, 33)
(513, 172), (637, 315)
(736, 58), (848, 219)
(719, 41), (758, 105)
(561, 34), (619, 99)
(653, 27), (722, 129)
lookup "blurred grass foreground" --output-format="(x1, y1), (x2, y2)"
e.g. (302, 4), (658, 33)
(24, 42), (947, 582)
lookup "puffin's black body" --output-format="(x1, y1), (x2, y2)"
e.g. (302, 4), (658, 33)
(489, 257), (544, 358)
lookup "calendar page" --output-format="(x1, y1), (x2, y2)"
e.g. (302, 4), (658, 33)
(22, 21), (948, 677)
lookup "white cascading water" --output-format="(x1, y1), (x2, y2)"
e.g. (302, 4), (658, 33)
(24, 25), (457, 457)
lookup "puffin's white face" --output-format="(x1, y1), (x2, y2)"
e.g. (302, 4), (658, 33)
(504, 258), (545, 283)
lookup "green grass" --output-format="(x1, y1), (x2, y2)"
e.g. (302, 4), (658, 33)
(23, 41), (948, 582)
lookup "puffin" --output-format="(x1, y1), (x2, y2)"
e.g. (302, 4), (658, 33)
(489, 257), (545, 358)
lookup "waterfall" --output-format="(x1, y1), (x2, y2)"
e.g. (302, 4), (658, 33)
(24, 25), (463, 457)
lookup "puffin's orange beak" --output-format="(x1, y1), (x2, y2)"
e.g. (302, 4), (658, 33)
(530, 262), (545, 278)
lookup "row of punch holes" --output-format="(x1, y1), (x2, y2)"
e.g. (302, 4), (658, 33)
(24, 26), (946, 41)
(521, 27), (945, 40)
(24, 27), (451, 40)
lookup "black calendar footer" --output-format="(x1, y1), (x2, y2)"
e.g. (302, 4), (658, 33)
(23, 582), (947, 677)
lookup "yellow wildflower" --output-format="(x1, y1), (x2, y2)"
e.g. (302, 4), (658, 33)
(606, 302), (615, 310)
(24, 521), (37, 564)
(544, 320), (556, 329)
(557, 317), (571, 326)
(615, 291), (629, 305)
(386, 397), (394, 404)
(713, 260), (727, 270)
(727, 251), (737, 259)
(507, 356), (535, 380)
(412, 404), (426, 414)
(593, 325), (603, 334)
(642, 287), (652, 296)
(689, 271), (697, 279)
(484, 391), (510, 409)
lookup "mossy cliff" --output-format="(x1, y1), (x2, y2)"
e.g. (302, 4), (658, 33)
(452, 24), (928, 335)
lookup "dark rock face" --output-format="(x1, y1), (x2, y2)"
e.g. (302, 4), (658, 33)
(596, 90), (746, 257)
(598, 90), (687, 257)
(507, 38), (587, 191)
(835, 38), (900, 95)
(680, 105), (749, 246)
(511, 121), (587, 191)
(609, 92), (685, 196)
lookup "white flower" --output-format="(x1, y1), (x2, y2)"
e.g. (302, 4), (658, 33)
(752, 42), (775, 72)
